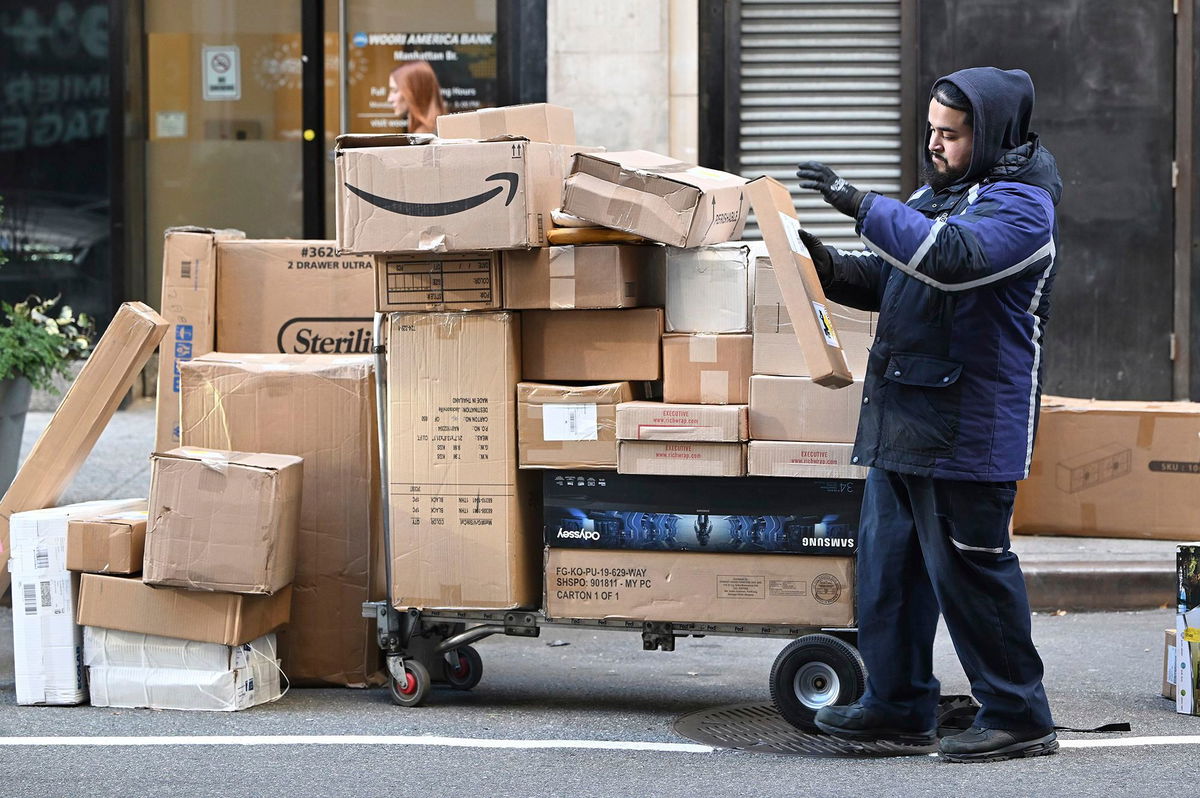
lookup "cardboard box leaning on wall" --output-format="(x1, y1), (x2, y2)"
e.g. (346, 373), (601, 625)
(521, 308), (664, 382)
(502, 245), (665, 310)
(435, 102), (576, 144)
(664, 244), (751, 333)
(518, 382), (634, 469)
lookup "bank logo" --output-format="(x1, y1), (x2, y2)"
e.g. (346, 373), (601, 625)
(345, 172), (519, 218)
(277, 318), (373, 354)
(352, 32), (369, 48)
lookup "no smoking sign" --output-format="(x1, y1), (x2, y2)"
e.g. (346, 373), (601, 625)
(202, 45), (241, 101)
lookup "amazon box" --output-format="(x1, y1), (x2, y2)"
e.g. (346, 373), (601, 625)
(616, 401), (747, 442)
(618, 441), (746, 477)
(665, 244), (751, 333)
(748, 441), (869, 480)
(521, 309), (663, 382)
(545, 548), (855, 626)
(749, 376), (864, 443)
(518, 382), (634, 469)
(436, 102), (575, 144)
(335, 135), (595, 253)
(502, 245), (665, 309)
(1013, 397), (1200, 540)
(746, 177), (853, 387)
(67, 507), (149, 574)
(144, 448), (303, 595)
(561, 150), (749, 248)
(662, 334), (752, 404)
(375, 251), (500, 312)
(753, 257), (876, 377)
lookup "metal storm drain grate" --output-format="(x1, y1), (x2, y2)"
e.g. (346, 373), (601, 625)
(673, 703), (937, 758)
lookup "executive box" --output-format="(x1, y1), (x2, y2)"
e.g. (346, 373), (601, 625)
(616, 401), (747, 442)
(617, 441), (746, 477)
(748, 441), (869, 480)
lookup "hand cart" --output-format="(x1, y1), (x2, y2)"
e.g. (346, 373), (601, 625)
(363, 313), (866, 731)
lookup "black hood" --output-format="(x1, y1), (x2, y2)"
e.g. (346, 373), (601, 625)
(927, 66), (1036, 188)
(986, 134), (1063, 206)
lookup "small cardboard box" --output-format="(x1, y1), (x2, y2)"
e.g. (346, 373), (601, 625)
(544, 548), (855, 626)
(502, 245), (665, 310)
(518, 382), (634, 469)
(67, 507), (149, 574)
(1013, 398), (1200, 540)
(144, 448), (304, 595)
(374, 251), (501, 312)
(746, 177), (853, 387)
(616, 401), (747, 442)
(335, 135), (592, 253)
(436, 102), (575, 144)
(749, 375), (864, 443)
(618, 441), (746, 477)
(753, 256), (876, 377)
(76, 573), (292, 646)
(664, 244), (751, 333)
(1165, 628), (1178, 700)
(748, 441), (869, 480)
(521, 308), (663, 382)
(562, 150), (749, 248)
(662, 333), (752, 405)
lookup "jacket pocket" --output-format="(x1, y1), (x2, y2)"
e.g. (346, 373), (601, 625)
(880, 352), (963, 457)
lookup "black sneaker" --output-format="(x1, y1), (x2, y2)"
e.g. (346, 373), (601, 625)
(813, 702), (937, 746)
(938, 726), (1059, 763)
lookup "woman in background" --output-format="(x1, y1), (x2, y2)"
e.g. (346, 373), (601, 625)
(387, 61), (446, 134)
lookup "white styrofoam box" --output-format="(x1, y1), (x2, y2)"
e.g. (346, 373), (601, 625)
(9, 499), (144, 706)
(87, 653), (281, 712)
(664, 243), (751, 333)
(83, 627), (275, 672)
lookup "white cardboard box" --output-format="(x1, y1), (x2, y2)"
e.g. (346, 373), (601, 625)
(664, 244), (751, 333)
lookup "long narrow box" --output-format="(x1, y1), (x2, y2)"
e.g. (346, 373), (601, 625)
(542, 471), (861, 555)
(749, 375), (864, 443)
(521, 308), (663, 382)
(662, 333), (752, 404)
(545, 548), (855, 626)
(748, 441), (869, 480)
(518, 382), (634, 469)
(664, 244), (751, 333)
(1, 302), (168, 596)
(374, 251), (501, 312)
(387, 312), (537, 609)
(616, 401), (747, 442)
(618, 441), (745, 477)
(746, 177), (853, 387)
(436, 102), (576, 144)
(66, 507), (149, 574)
(180, 353), (385, 687)
(502, 245), (664, 310)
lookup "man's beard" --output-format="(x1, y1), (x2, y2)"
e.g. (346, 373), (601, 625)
(922, 156), (968, 192)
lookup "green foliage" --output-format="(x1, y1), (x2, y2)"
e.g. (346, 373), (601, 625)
(0, 296), (94, 393)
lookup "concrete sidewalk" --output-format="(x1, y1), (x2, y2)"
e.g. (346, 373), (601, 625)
(15, 400), (1181, 612)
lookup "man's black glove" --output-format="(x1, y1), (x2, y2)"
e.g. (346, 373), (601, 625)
(796, 161), (866, 219)
(798, 228), (833, 286)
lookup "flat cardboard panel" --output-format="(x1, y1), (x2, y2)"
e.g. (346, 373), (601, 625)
(66, 508), (149, 574)
(618, 441), (746, 477)
(502, 245), (665, 310)
(387, 312), (537, 609)
(521, 309), (663, 382)
(1013, 397), (1200, 540)
(662, 334), (752, 404)
(436, 103), (576, 144)
(616, 401), (747, 442)
(144, 448), (303, 594)
(664, 244), (751, 333)
(374, 251), (500, 312)
(745, 177), (853, 387)
(76, 573), (292, 646)
(544, 549), (855, 626)
(216, 240), (375, 354)
(180, 353), (385, 687)
(749, 375), (864, 443)
(0, 302), (169, 595)
(518, 382), (634, 469)
(748, 441), (869, 480)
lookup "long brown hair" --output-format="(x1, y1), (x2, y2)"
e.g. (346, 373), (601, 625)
(390, 61), (446, 134)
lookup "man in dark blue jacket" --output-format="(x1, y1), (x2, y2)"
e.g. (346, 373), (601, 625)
(795, 67), (1061, 763)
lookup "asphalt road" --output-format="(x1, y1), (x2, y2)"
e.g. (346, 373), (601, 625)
(0, 607), (1193, 798)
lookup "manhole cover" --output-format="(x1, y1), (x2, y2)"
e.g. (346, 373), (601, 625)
(673, 703), (938, 758)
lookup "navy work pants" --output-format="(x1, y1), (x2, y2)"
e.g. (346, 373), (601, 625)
(855, 468), (1053, 732)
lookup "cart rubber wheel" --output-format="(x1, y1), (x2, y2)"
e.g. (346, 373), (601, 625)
(769, 634), (866, 732)
(388, 660), (431, 707)
(442, 645), (483, 691)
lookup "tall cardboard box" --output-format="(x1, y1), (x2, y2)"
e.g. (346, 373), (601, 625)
(562, 151), (749, 248)
(335, 135), (593, 253)
(662, 334), (752, 404)
(216, 240), (375, 353)
(180, 353), (385, 687)
(67, 506), (149, 574)
(436, 102), (575, 144)
(518, 382), (634, 469)
(156, 227), (244, 449)
(521, 308), (663, 382)
(144, 448), (303, 594)
(387, 312), (536, 609)
(1013, 397), (1200, 540)
(502, 245), (665, 310)
(749, 376), (864, 443)
(616, 401), (747, 442)
(374, 251), (501, 312)
(748, 441), (869, 480)
(545, 549), (855, 626)
(746, 177), (853, 387)
(618, 441), (746, 477)
(664, 244), (751, 333)
(753, 257), (876, 377)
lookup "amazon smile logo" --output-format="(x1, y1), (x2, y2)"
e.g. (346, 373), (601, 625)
(345, 172), (520, 217)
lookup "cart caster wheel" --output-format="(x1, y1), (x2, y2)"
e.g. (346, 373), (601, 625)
(769, 633), (866, 732)
(388, 660), (431, 707)
(442, 645), (483, 691)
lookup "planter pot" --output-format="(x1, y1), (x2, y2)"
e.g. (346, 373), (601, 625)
(0, 376), (33, 496)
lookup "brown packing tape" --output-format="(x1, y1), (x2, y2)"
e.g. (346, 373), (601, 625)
(687, 335), (719, 364)
(548, 247), (577, 308)
(1137, 415), (1156, 448)
(606, 195), (643, 233)
(700, 371), (730, 404)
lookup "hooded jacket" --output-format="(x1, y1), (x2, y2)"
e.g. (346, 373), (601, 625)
(821, 67), (1063, 481)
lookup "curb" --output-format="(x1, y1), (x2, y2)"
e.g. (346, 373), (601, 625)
(1024, 561), (1174, 612)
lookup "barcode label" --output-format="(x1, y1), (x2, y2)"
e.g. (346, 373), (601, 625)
(23, 583), (37, 615)
(543, 403), (599, 441)
(181, 259), (193, 279)
(40, 580), (52, 609)
(34, 547), (49, 570)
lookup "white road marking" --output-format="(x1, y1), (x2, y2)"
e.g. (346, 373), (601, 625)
(1057, 736), (1200, 749)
